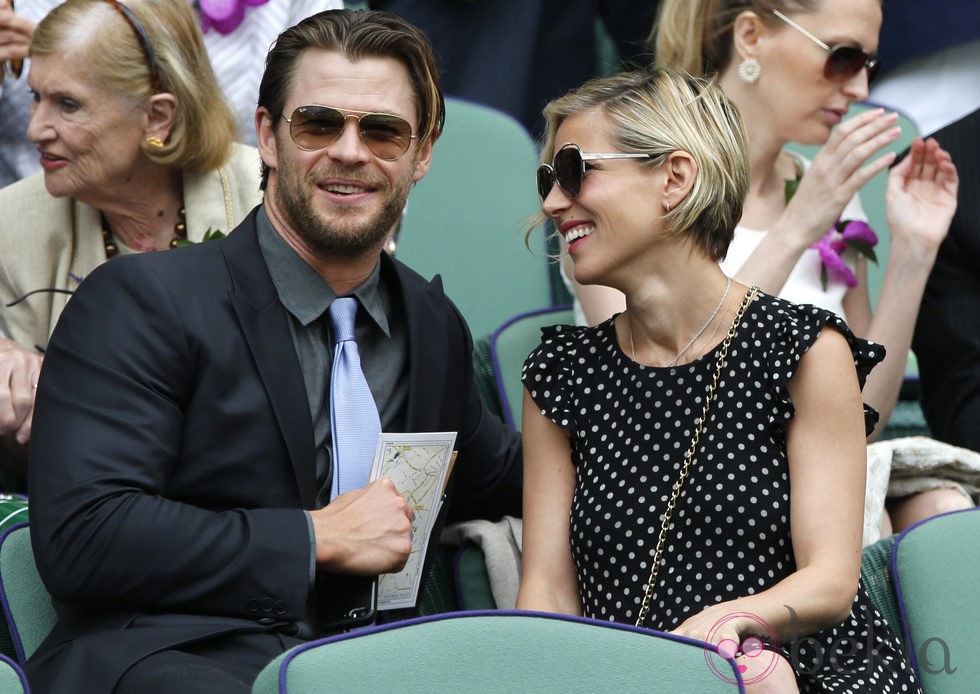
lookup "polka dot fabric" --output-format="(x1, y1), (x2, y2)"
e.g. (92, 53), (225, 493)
(522, 292), (918, 692)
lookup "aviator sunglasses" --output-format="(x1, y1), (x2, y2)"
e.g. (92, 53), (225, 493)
(284, 105), (416, 160)
(772, 10), (880, 84)
(537, 143), (666, 200)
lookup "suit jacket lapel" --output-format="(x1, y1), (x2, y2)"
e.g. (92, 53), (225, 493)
(222, 214), (317, 507)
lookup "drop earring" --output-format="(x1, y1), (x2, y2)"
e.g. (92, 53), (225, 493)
(738, 58), (761, 83)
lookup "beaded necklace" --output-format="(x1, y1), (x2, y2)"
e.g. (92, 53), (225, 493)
(100, 207), (186, 259)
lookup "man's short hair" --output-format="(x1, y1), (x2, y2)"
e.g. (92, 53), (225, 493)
(258, 8), (446, 189)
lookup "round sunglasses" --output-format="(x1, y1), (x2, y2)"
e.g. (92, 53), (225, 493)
(537, 144), (667, 200)
(283, 105), (417, 160)
(772, 10), (880, 84)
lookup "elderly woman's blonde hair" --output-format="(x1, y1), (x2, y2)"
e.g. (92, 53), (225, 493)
(31, 0), (237, 173)
(538, 68), (749, 261)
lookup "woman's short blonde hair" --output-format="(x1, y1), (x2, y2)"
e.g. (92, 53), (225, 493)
(31, 0), (236, 173)
(539, 68), (749, 261)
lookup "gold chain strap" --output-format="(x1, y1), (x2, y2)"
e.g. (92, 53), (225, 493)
(634, 286), (757, 628)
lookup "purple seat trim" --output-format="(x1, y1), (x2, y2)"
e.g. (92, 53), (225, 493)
(488, 305), (572, 428)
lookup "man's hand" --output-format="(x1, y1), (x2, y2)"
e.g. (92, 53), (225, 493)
(0, 338), (42, 443)
(309, 478), (414, 575)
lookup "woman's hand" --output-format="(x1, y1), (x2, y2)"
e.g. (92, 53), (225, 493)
(670, 601), (760, 648)
(735, 109), (902, 297)
(782, 108), (900, 246)
(0, 338), (42, 444)
(885, 136), (958, 257)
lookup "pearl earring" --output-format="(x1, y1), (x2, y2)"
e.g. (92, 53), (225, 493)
(738, 58), (761, 83)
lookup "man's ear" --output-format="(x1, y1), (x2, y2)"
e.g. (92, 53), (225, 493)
(663, 150), (698, 210)
(144, 93), (178, 142)
(256, 107), (279, 175)
(411, 136), (435, 183)
(732, 10), (767, 62)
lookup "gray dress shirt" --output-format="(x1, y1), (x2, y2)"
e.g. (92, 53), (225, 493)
(257, 207), (409, 633)
(257, 206), (408, 504)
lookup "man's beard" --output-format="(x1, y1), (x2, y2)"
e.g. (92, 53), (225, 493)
(273, 158), (411, 258)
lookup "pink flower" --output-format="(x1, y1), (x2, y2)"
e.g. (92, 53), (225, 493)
(198, 0), (269, 35)
(810, 220), (879, 289)
(813, 229), (857, 287)
(839, 220), (878, 253)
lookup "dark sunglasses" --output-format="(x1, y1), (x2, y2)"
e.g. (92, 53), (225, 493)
(772, 10), (880, 84)
(537, 143), (666, 200)
(283, 105), (416, 161)
(103, 0), (163, 93)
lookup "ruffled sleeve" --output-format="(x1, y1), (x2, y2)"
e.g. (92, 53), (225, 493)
(764, 297), (885, 437)
(521, 323), (591, 432)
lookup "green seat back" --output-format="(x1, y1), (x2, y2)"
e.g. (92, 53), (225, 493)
(453, 542), (496, 610)
(394, 98), (551, 340)
(785, 102), (920, 310)
(253, 612), (744, 693)
(471, 334), (504, 421)
(892, 508), (980, 693)
(0, 496), (28, 661)
(489, 307), (575, 429)
(0, 497), (28, 534)
(860, 534), (901, 644)
(0, 655), (27, 693)
(0, 523), (57, 664)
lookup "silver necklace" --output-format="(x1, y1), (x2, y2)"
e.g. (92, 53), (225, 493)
(629, 277), (733, 366)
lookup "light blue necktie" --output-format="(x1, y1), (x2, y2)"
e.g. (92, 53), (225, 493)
(328, 297), (381, 500)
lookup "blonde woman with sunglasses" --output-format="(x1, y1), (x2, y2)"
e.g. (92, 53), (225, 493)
(520, 67), (919, 693)
(564, 0), (965, 536)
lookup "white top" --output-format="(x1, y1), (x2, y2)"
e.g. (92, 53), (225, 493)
(721, 153), (867, 320)
(197, 0), (342, 146)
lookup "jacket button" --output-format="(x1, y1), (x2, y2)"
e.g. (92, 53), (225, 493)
(260, 597), (274, 613)
(246, 599), (259, 613)
(274, 600), (287, 616)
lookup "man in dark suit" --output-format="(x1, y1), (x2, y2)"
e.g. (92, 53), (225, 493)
(26, 9), (521, 693)
(913, 107), (980, 452)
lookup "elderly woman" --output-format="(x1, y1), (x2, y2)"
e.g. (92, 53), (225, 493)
(0, 0), (262, 459)
(0, 0), (344, 185)
(517, 68), (918, 691)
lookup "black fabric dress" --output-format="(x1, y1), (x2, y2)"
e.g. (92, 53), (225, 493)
(522, 291), (919, 692)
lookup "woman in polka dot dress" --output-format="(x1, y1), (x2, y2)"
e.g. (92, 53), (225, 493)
(517, 69), (919, 692)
